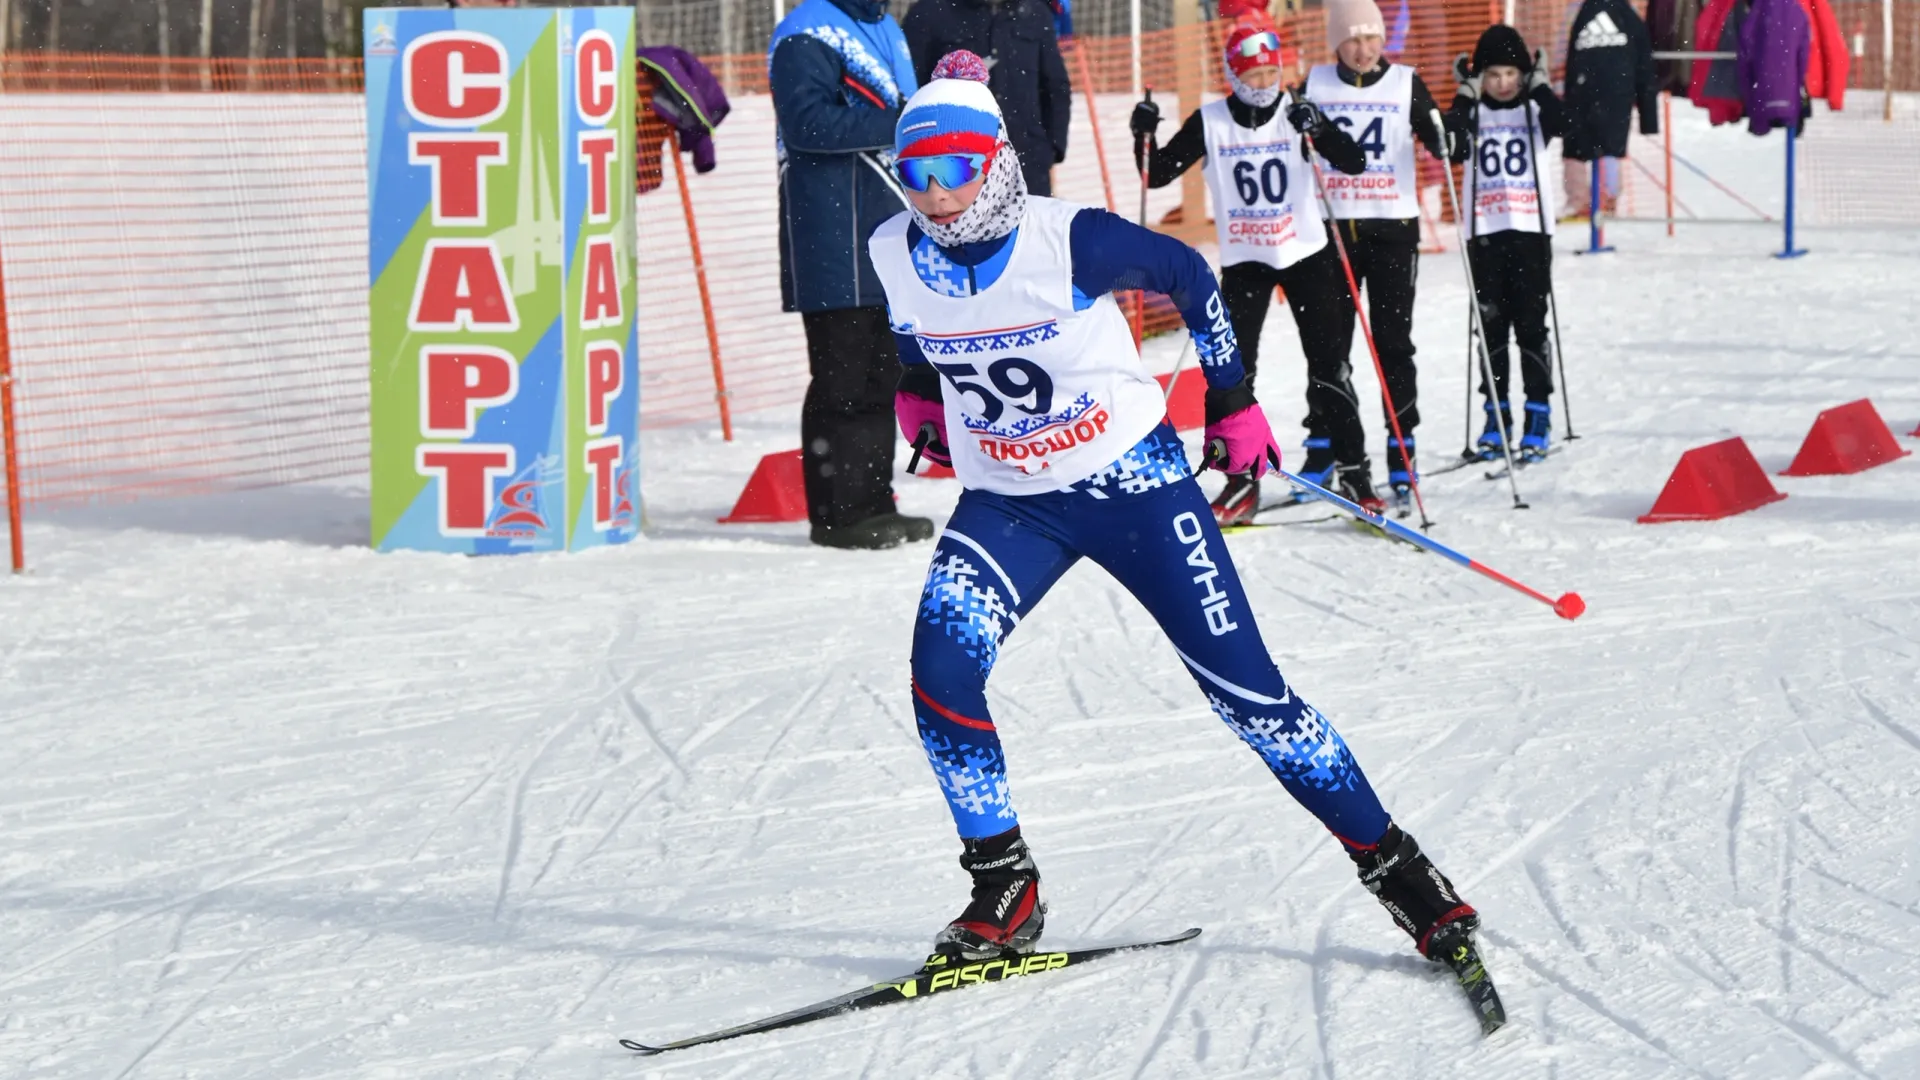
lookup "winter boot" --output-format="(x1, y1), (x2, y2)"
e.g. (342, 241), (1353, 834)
(1297, 437), (1337, 488)
(1335, 462), (1386, 515)
(1211, 473), (1261, 527)
(1348, 822), (1479, 959)
(1475, 402), (1513, 462)
(1386, 436), (1416, 512)
(1518, 401), (1551, 463)
(932, 827), (1046, 961)
(810, 512), (935, 550)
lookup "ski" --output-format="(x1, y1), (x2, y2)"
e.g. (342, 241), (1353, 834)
(618, 927), (1203, 1057)
(1222, 514), (1344, 533)
(1432, 933), (1508, 1036)
(1483, 445), (1565, 480)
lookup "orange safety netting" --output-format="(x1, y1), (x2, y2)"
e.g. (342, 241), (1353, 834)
(3, 3), (1919, 533)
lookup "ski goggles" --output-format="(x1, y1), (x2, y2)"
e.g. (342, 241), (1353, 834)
(894, 152), (991, 193)
(1232, 30), (1282, 58)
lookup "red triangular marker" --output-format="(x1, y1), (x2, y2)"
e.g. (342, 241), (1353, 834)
(1780, 399), (1911, 476)
(718, 450), (809, 523)
(1638, 437), (1787, 523)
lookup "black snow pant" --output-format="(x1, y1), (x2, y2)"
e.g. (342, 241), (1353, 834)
(1220, 243), (1367, 466)
(1467, 231), (1555, 406)
(1337, 218), (1421, 441)
(800, 306), (899, 529)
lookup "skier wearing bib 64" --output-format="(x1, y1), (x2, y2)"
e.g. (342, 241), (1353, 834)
(1130, 8), (1381, 524)
(1448, 25), (1569, 464)
(873, 51), (1497, 1021)
(1307, 0), (1457, 508)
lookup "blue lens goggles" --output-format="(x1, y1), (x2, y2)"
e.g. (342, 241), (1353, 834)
(894, 153), (990, 193)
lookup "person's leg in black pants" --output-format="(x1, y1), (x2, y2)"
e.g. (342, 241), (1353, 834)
(1509, 235), (1556, 455)
(800, 306), (930, 547)
(1467, 235), (1516, 454)
(1276, 245), (1369, 497)
(1349, 223), (1421, 489)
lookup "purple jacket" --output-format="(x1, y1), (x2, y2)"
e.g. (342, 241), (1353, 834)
(638, 46), (731, 173)
(1737, 0), (1809, 135)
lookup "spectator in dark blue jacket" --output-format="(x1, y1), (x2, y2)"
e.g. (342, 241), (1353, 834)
(902, 0), (1072, 196)
(770, 0), (933, 549)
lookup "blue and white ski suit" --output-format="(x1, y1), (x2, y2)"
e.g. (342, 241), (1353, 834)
(868, 197), (1391, 849)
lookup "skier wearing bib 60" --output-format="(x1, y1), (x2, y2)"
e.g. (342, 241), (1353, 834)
(1306, 0), (1457, 509)
(873, 50), (1484, 979)
(1448, 25), (1569, 463)
(1130, 8), (1381, 524)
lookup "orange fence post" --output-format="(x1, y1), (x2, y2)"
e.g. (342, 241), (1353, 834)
(668, 128), (734, 442)
(0, 238), (23, 574)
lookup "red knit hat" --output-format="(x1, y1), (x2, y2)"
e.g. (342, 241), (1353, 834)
(1223, 18), (1284, 79)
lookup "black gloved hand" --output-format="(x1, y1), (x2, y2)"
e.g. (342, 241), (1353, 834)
(1129, 98), (1161, 139)
(1286, 99), (1328, 138)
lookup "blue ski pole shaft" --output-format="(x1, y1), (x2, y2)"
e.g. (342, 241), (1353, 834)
(1223, 445), (1586, 619)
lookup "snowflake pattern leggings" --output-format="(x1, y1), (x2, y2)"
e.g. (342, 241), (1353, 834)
(909, 423), (1391, 848)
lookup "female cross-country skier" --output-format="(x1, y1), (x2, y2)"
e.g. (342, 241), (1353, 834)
(1130, 7), (1380, 523)
(873, 50), (1481, 971)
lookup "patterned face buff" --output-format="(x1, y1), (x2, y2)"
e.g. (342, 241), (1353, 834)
(1229, 69), (1282, 109)
(908, 142), (1029, 247)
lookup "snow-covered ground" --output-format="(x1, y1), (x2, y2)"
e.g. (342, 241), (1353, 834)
(5, 217), (1919, 1078)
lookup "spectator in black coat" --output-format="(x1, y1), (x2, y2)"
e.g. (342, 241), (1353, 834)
(1564, 0), (1660, 161)
(902, 0), (1073, 196)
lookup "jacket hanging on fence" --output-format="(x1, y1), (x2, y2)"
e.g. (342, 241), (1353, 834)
(1691, 0), (1845, 125)
(1738, 0), (1810, 134)
(1563, 0), (1661, 160)
(1644, 0), (1703, 94)
(635, 48), (731, 197)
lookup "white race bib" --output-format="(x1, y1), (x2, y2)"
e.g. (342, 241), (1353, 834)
(1200, 95), (1328, 270)
(1466, 101), (1556, 237)
(868, 197), (1168, 495)
(1304, 63), (1421, 220)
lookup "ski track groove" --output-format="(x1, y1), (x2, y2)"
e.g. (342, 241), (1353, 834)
(111, 947), (255, 1080)
(493, 709), (591, 922)
(1126, 946), (1207, 1080)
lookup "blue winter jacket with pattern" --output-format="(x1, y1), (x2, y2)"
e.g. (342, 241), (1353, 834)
(769, 0), (918, 313)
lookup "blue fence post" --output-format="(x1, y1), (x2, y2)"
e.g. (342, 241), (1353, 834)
(1776, 123), (1808, 259)
(1580, 157), (1615, 255)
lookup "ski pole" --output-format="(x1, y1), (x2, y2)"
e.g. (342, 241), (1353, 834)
(1431, 108), (1528, 510)
(1462, 315), (1475, 459)
(906, 422), (935, 475)
(1132, 87), (1154, 346)
(1521, 101), (1577, 441)
(1210, 442), (1583, 620)
(1300, 128), (1432, 532)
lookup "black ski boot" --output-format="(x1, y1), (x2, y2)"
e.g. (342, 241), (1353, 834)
(810, 512), (935, 550)
(1297, 437), (1337, 487)
(1518, 401), (1551, 463)
(932, 827), (1046, 961)
(1386, 436), (1416, 513)
(1211, 473), (1261, 526)
(1348, 823), (1479, 959)
(1335, 462), (1386, 515)
(1475, 402), (1513, 462)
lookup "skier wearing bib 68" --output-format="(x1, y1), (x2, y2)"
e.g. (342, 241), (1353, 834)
(873, 50), (1490, 999)
(1130, 7), (1380, 524)
(1448, 25), (1569, 464)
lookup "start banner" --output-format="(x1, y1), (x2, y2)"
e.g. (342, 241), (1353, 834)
(365, 7), (638, 554)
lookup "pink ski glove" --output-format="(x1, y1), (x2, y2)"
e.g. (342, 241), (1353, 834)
(895, 391), (951, 469)
(1204, 404), (1283, 479)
